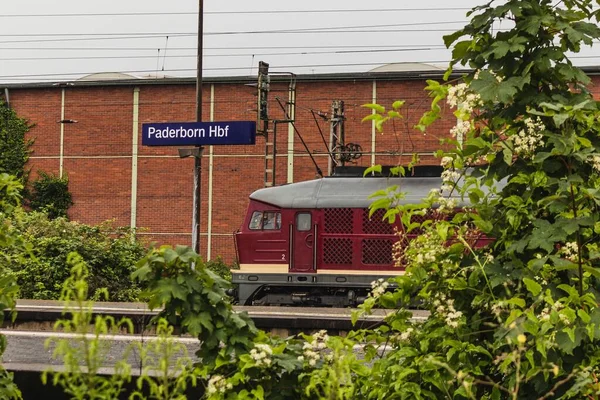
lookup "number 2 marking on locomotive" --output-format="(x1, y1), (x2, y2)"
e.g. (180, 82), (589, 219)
(281, 254), (286, 261)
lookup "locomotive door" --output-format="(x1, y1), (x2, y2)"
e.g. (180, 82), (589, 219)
(291, 211), (316, 272)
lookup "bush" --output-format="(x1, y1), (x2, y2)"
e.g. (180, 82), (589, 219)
(27, 171), (73, 219)
(8, 210), (146, 301)
(204, 256), (235, 281)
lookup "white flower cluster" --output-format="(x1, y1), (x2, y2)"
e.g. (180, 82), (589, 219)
(590, 155), (600, 172)
(447, 83), (482, 114)
(438, 197), (457, 213)
(440, 183), (453, 193)
(538, 301), (569, 324)
(299, 330), (329, 367)
(440, 156), (454, 168)
(490, 301), (505, 318)
(559, 312), (571, 325)
(250, 343), (273, 367)
(408, 231), (447, 267)
(561, 241), (578, 261)
(539, 307), (551, 322)
(370, 278), (390, 299)
(533, 274), (548, 285)
(398, 327), (414, 341)
(441, 169), (461, 184)
(510, 117), (545, 156)
(432, 294), (463, 328)
(437, 170), (460, 212)
(447, 83), (468, 108)
(450, 119), (471, 139)
(207, 375), (232, 395)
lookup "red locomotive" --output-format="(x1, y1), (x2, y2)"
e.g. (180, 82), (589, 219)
(233, 172), (460, 306)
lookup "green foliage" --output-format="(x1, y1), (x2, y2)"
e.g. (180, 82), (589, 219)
(133, 246), (257, 370)
(357, 0), (600, 398)
(301, 334), (369, 399)
(0, 102), (32, 184)
(7, 210), (146, 301)
(205, 256), (234, 282)
(28, 171), (73, 219)
(130, 318), (198, 400)
(43, 252), (134, 399)
(0, 173), (28, 400)
(132, 246), (372, 399)
(362, 100), (405, 132)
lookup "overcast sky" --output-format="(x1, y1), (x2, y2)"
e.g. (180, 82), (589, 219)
(0, 0), (599, 83)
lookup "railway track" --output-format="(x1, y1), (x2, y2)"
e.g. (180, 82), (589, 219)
(1, 300), (430, 376)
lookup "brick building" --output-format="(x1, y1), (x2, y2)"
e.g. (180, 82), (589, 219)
(7, 64), (596, 263)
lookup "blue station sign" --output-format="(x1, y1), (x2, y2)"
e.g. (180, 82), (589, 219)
(142, 121), (256, 146)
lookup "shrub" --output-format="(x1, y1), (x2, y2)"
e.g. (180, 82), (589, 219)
(205, 256), (234, 281)
(8, 210), (146, 301)
(27, 171), (73, 219)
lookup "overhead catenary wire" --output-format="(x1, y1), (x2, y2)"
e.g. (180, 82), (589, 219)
(0, 20), (469, 38)
(0, 8), (474, 18)
(0, 47), (442, 62)
(0, 44), (448, 50)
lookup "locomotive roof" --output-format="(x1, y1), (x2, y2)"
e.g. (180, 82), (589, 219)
(249, 176), (465, 209)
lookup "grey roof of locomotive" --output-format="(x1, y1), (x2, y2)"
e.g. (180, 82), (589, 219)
(249, 176), (466, 209)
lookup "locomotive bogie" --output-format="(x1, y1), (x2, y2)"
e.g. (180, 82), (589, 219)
(233, 272), (401, 306)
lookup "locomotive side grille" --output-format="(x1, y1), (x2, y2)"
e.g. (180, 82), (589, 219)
(362, 208), (393, 234)
(361, 239), (394, 265)
(409, 213), (428, 235)
(323, 238), (353, 265)
(324, 208), (353, 233)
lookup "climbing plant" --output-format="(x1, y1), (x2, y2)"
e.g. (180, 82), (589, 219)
(0, 101), (32, 185)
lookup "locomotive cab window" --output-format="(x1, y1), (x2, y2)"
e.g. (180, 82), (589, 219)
(296, 212), (312, 231)
(249, 211), (281, 230)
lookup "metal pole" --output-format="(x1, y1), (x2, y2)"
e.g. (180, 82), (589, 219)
(192, 0), (204, 256)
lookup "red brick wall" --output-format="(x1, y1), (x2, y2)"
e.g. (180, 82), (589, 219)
(11, 74), (532, 263)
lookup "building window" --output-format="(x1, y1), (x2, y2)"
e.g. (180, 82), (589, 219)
(249, 211), (281, 230)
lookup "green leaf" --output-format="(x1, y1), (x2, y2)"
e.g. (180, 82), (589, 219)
(556, 330), (576, 354)
(523, 278), (542, 296)
(503, 147), (514, 166)
(447, 278), (467, 290)
(506, 309), (523, 326)
(578, 309), (591, 324)
(552, 113), (570, 127)
(557, 284), (579, 298)
(452, 40), (472, 60)
(361, 114), (381, 122)
(506, 297), (526, 308)
(363, 165), (382, 176)
(362, 103), (386, 113)
(443, 30), (465, 48)
(251, 385), (265, 400)
(392, 100), (405, 110)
